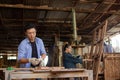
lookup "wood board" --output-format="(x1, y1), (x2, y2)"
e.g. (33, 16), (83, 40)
(104, 53), (120, 80)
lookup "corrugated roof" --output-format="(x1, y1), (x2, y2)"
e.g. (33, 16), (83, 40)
(0, 0), (119, 52)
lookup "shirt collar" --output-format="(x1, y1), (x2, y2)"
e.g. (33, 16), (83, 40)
(26, 37), (38, 43)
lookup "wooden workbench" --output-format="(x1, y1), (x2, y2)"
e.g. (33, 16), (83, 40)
(4, 68), (93, 80)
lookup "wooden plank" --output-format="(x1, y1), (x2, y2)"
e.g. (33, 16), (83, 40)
(104, 53), (120, 80)
(51, 69), (85, 72)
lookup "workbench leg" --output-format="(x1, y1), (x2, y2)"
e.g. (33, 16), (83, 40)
(88, 70), (93, 80)
(5, 70), (9, 80)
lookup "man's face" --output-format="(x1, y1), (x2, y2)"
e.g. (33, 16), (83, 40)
(25, 28), (36, 42)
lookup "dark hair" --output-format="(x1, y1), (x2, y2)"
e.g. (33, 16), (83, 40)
(63, 44), (71, 51)
(24, 23), (36, 32)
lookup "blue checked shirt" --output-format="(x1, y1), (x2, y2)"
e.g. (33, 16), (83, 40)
(18, 37), (46, 68)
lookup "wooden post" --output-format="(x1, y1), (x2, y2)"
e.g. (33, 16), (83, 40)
(57, 41), (63, 67)
(94, 20), (108, 80)
(72, 8), (79, 56)
(89, 20), (108, 80)
(72, 8), (77, 42)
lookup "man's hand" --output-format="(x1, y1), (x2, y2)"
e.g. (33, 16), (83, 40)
(41, 54), (46, 59)
(76, 55), (80, 58)
(28, 58), (40, 66)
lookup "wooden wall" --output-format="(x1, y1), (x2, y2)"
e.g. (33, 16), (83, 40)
(104, 53), (120, 80)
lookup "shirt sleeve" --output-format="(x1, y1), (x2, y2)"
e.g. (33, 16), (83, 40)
(39, 39), (46, 54)
(64, 53), (83, 64)
(18, 41), (26, 61)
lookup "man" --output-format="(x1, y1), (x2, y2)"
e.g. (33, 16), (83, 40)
(18, 23), (46, 68)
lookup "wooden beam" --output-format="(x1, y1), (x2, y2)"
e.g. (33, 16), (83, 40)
(78, 0), (117, 30)
(0, 4), (94, 13)
(2, 18), (73, 22)
(24, 0), (119, 5)
(89, 21), (107, 34)
(0, 24), (72, 27)
(2, 18), (75, 24)
(103, 2), (120, 5)
(77, 0), (101, 3)
(0, 4), (119, 14)
(22, 0), (100, 4)
(79, 0), (119, 5)
(90, 15), (120, 33)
